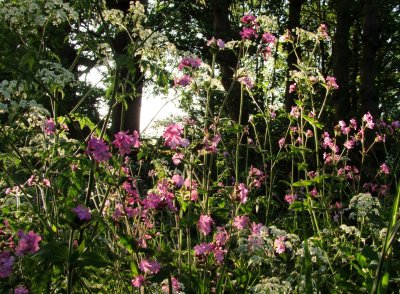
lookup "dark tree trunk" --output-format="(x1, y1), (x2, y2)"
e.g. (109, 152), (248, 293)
(360, 0), (380, 118)
(332, 0), (353, 120)
(106, 0), (145, 134)
(212, 0), (243, 123)
(284, 0), (306, 112)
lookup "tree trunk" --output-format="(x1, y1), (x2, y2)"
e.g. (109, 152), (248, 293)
(332, 0), (353, 120)
(359, 0), (380, 118)
(106, 0), (145, 134)
(284, 0), (306, 112)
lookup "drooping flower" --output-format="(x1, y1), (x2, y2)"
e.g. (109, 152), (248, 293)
(131, 275), (145, 288)
(326, 76), (339, 90)
(0, 250), (14, 278)
(44, 118), (56, 135)
(15, 231), (41, 257)
(86, 137), (111, 163)
(112, 131), (140, 156)
(72, 204), (91, 221)
(139, 259), (161, 274)
(233, 215), (249, 230)
(198, 215), (214, 236)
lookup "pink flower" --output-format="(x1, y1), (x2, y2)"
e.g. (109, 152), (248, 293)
(262, 32), (276, 44)
(237, 183), (249, 203)
(310, 188), (318, 197)
(284, 193), (297, 204)
(233, 215), (249, 230)
(139, 259), (161, 274)
(15, 231), (41, 257)
(240, 27), (257, 39)
(0, 250), (14, 278)
(326, 76), (339, 90)
(193, 242), (214, 256)
(161, 276), (182, 293)
(178, 57), (202, 71)
(174, 75), (192, 87)
(278, 137), (286, 148)
(162, 123), (189, 149)
(213, 246), (226, 264)
(363, 112), (375, 129)
(290, 106), (300, 118)
(214, 227), (229, 247)
(42, 178), (51, 187)
(172, 153), (184, 165)
(289, 83), (297, 93)
(72, 204), (91, 221)
(274, 236), (286, 254)
(380, 163), (390, 175)
(198, 215), (214, 236)
(207, 37), (225, 49)
(318, 23), (329, 39)
(112, 131), (140, 155)
(171, 174), (184, 187)
(14, 287), (29, 294)
(344, 138), (355, 149)
(86, 137), (111, 162)
(240, 14), (257, 24)
(44, 118), (56, 135)
(131, 275), (145, 287)
(237, 76), (254, 89)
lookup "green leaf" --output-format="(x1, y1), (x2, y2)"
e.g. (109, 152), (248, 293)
(292, 180), (313, 187)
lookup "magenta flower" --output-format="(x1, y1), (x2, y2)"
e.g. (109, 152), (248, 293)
(142, 193), (162, 210)
(274, 236), (286, 254)
(172, 153), (184, 165)
(131, 275), (145, 288)
(0, 250), (14, 278)
(112, 131), (140, 156)
(193, 242), (214, 256)
(15, 231), (41, 257)
(178, 57), (202, 71)
(237, 183), (249, 203)
(363, 112), (375, 129)
(139, 259), (161, 274)
(86, 137), (111, 163)
(198, 214), (214, 236)
(162, 123), (189, 149)
(240, 14), (257, 24)
(240, 27), (257, 39)
(44, 118), (56, 135)
(72, 204), (91, 221)
(214, 227), (229, 247)
(213, 246), (226, 263)
(326, 76), (339, 90)
(233, 215), (249, 230)
(174, 75), (192, 87)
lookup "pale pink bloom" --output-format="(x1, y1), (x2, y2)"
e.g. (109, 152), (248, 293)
(44, 118), (56, 135)
(237, 183), (249, 203)
(131, 275), (145, 288)
(240, 27), (257, 39)
(72, 204), (91, 221)
(290, 106), (300, 118)
(0, 250), (14, 278)
(86, 137), (111, 162)
(15, 231), (41, 256)
(380, 163), (390, 175)
(198, 215), (214, 236)
(172, 153), (184, 165)
(284, 193), (297, 204)
(350, 118), (358, 130)
(262, 32), (276, 44)
(251, 223), (264, 235)
(289, 83), (297, 93)
(171, 174), (184, 187)
(174, 75), (192, 87)
(139, 259), (160, 274)
(306, 129), (314, 137)
(162, 123), (188, 149)
(207, 37), (225, 49)
(326, 76), (339, 90)
(274, 236), (286, 254)
(237, 76), (254, 89)
(194, 242), (214, 256)
(344, 138), (355, 149)
(363, 112), (375, 129)
(42, 179), (51, 187)
(233, 215), (249, 230)
(112, 131), (140, 155)
(26, 175), (36, 186)
(278, 137), (286, 148)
